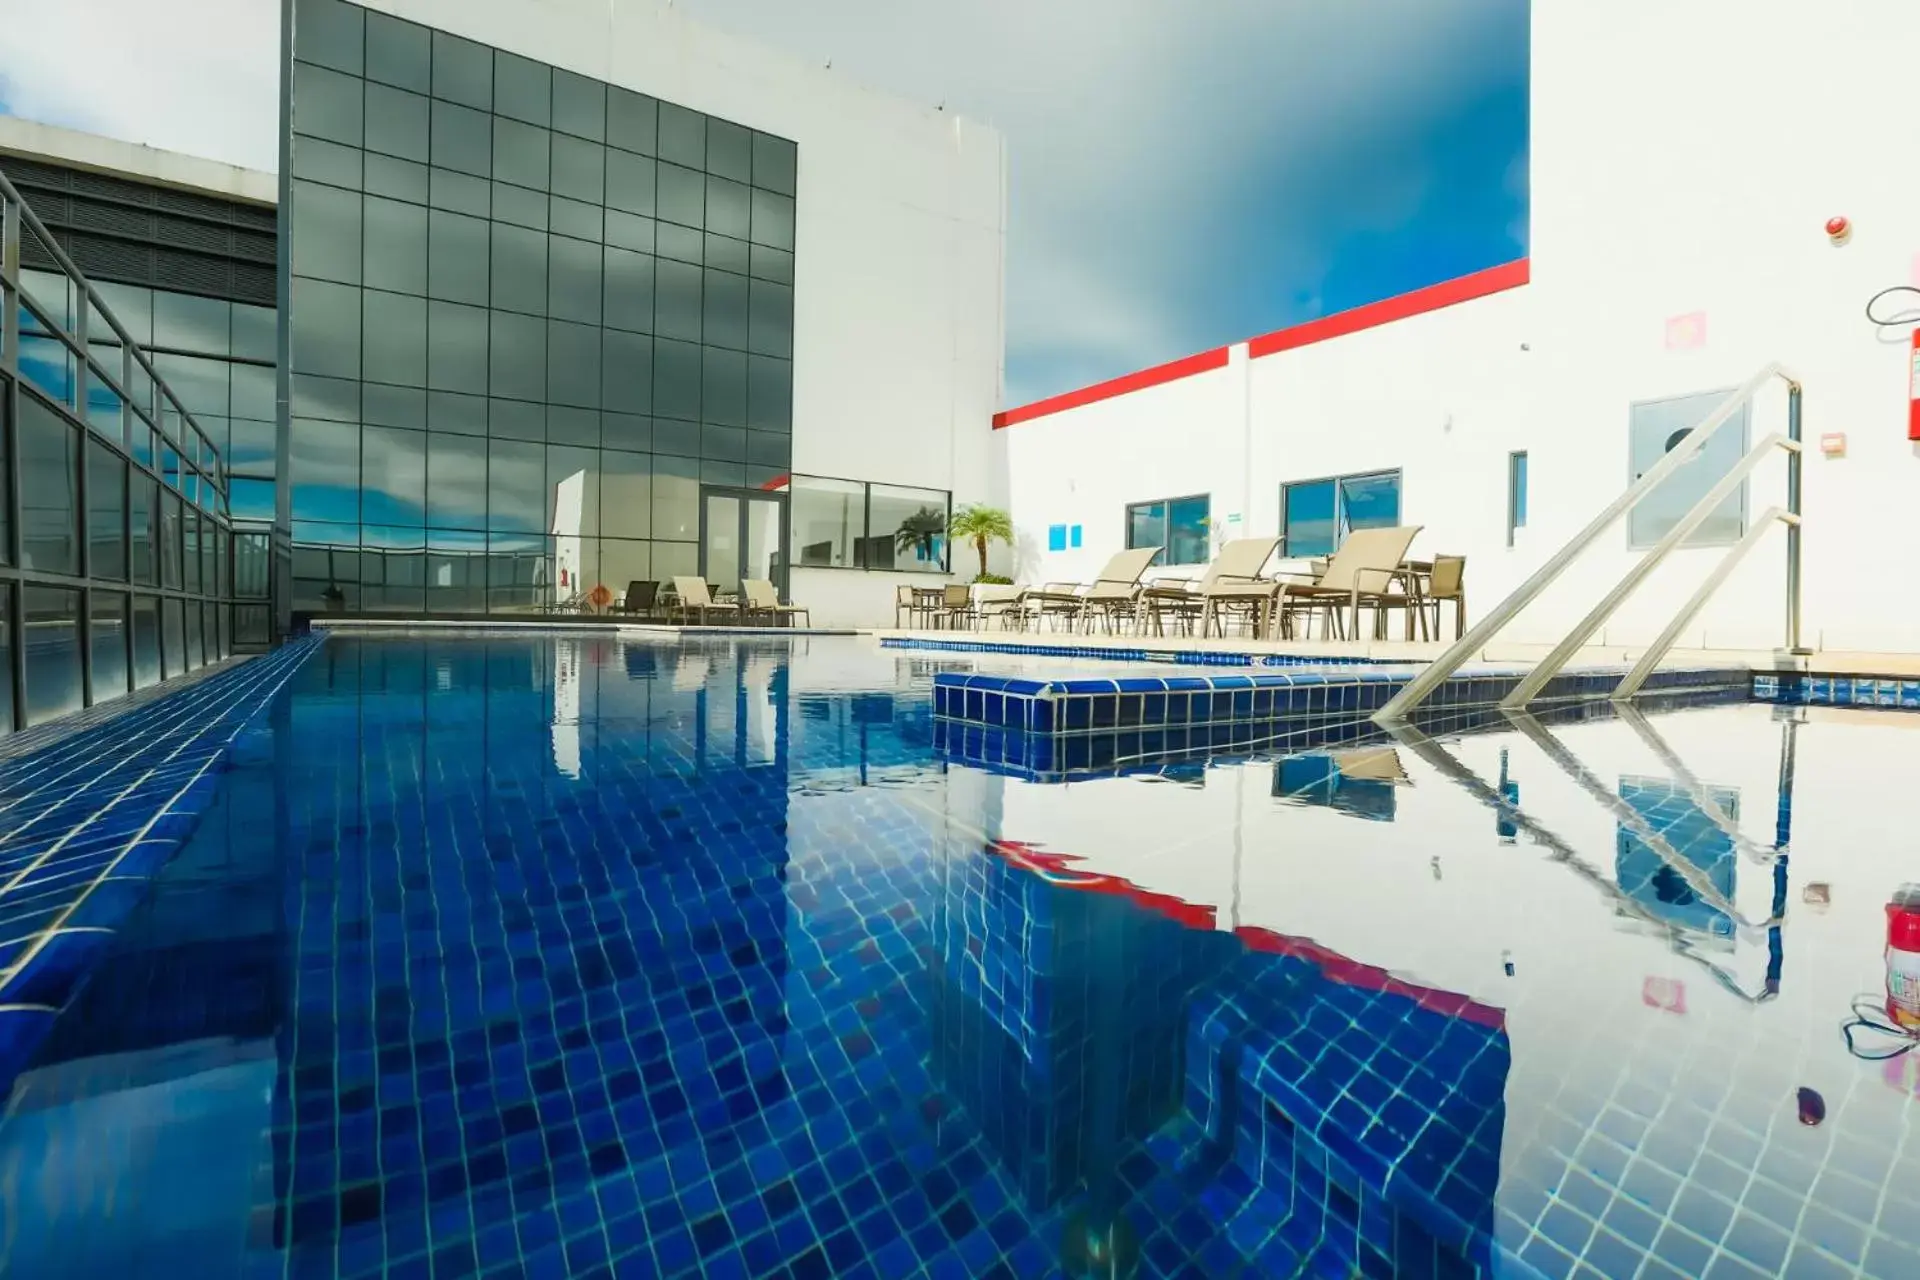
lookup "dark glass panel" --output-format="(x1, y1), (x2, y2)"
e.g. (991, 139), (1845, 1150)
(603, 246), (654, 333)
(90, 590), (129, 701)
(602, 330), (652, 415)
(657, 162), (703, 228)
(289, 418), (360, 523)
(658, 102), (705, 169)
(703, 270), (749, 351)
(550, 135), (605, 205)
(431, 30), (493, 110)
(707, 118), (752, 183)
(491, 222), (548, 315)
(752, 132), (797, 195)
(20, 397), (79, 574)
(655, 259), (702, 342)
(750, 188), (795, 250)
(653, 339), (701, 422)
(701, 347), (746, 428)
(607, 88), (657, 155)
(88, 439), (127, 580)
(23, 588), (83, 725)
(363, 195), (428, 294)
(296, 0), (363, 75)
(486, 437), (545, 531)
(494, 51), (551, 127)
(547, 322), (601, 410)
(488, 311), (547, 401)
(748, 279), (793, 358)
(426, 301), (489, 391)
(552, 70), (606, 142)
(426, 431), (488, 528)
(293, 61), (362, 147)
(363, 290), (429, 387)
(428, 208), (491, 305)
(606, 149), (655, 217)
(547, 234), (603, 325)
(746, 355), (791, 433)
(291, 276), (361, 379)
(493, 117), (550, 191)
(365, 10), (430, 93)
(366, 83), (431, 164)
(430, 100), (492, 178)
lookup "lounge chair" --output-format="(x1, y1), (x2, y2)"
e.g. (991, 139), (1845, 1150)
(618, 580), (660, 620)
(741, 579), (810, 627)
(1023, 546), (1163, 634)
(1140, 538), (1280, 637)
(669, 576), (741, 626)
(1278, 526), (1424, 640)
(975, 585), (1029, 631)
(1420, 554), (1466, 641)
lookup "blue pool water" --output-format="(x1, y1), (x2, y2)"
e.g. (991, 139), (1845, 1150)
(2, 633), (1918, 1279)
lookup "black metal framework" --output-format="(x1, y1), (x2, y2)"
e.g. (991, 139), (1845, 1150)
(0, 166), (234, 734)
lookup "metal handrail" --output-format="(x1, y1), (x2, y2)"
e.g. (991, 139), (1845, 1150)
(1375, 364), (1802, 721)
(1499, 431), (1798, 708)
(0, 163), (228, 502)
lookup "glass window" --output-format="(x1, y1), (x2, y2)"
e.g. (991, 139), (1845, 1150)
(292, 179), (363, 284)
(608, 88), (657, 156)
(0, 589), (9, 731)
(366, 384), (427, 430)
(1126, 495), (1207, 566)
(752, 132), (797, 196)
(707, 119), (752, 184)
(293, 60), (363, 147)
(20, 397), (80, 574)
(602, 330), (652, 415)
(366, 82), (431, 164)
(366, 9), (430, 92)
(601, 449), (650, 538)
(488, 398), (542, 440)
(653, 338), (701, 422)
(489, 311), (547, 401)
(365, 153), (430, 204)
(232, 304), (276, 361)
(606, 150), (654, 217)
(129, 471), (157, 584)
(653, 418), (699, 459)
(492, 181), (548, 231)
(547, 406), (598, 447)
(1282, 470), (1401, 557)
(657, 162), (703, 228)
(360, 289), (424, 391)
(297, 0), (364, 75)
(493, 117), (550, 191)
(491, 222), (548, 315)
(1508, 451), (1529, 546)
(603, 246), (653, 333)
(495, 51), (551, 126)
(705, 234), (749, 276)
(291, 276), (362, 379)
(651, 454), (700, 542)
(132, 595), (161, 689)
(425, 529), (488, 613)
(183, 509), (202, 593)
(161, 492), (183, 588)
(293, 133), (364, 190)
(548, 322), (600, 410)
(658, 102), (705, 169)
(750, 188), (795, 251)
(547, 235), (603, 324)
(426, 301), (488, 392)
(789, 476), (862, 569)
(487, 437), (545, 531)
(23, 587), (83, 725)
(231, 363), (276, 422)
(91, 281), (153, 346)
(549, 197), (602, 244)
(88, 440), (127, 580)
(231, 478), (276, 522)
(290, 418), (361, 523)
(655, 259), (701, 342)
(606, 210), (654, 256)
(153, 354), (229, 418)
(162, 598), (186, 679)
(431, 30), (492, 110)
(362, 425), (428, 525)
(1628, 391), (1747, 549)
(546, 444), (600, 539)
(706, 176), (751, 240)
(748, 279), (792, 358)
(186, 602), (204, 671)
(428, 208), (490, 304)
(550, 135), (604, 205)
(430, 100), (492, 178)
(154, 292), (233, 355)
(746, 431), (789, 469)
(747, 355), (790, 433)
(701, 348), (746, 427)
(703, 270), (749, 351)
(427, 431), (488, 528)
(552, 70), (606, 142)
(429, 167), (491, 217)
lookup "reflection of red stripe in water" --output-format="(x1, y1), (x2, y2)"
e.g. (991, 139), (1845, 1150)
(988, 839), (1505, 1030)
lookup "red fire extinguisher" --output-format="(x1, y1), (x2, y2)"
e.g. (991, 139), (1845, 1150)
(1908, 330), (1920, 441)
(1887, 886), (1920, 1030)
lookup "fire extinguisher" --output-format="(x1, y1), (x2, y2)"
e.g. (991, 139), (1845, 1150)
(1909, 330), (1920, 442)
(1888, 885), (1920, 1029)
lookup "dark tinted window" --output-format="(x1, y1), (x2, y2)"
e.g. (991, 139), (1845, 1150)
(494, 51), (551, 126)
(431, 31), (493, 110)
(552, 70), (606, 141)
(431, 100), (492, 177)
(366, 83), (431, 163)
(493, 117), (550, 190)
(365, 11), (430, 92)
(608, 89), (657, 155)
(752, 132), (797, 195)
(658, 102), (705, 169)
(293, 61), (363, 147)
(298, 0), (364, 75)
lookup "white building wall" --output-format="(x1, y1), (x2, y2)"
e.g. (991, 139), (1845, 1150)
(363, 0), (1007, 626)
(1001, 1), (1920, 654)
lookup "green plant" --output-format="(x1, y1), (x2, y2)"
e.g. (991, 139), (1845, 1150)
(948, 504), (1014, 580)
(973, 572), (1014, 585)
(894, 506), (948, 563)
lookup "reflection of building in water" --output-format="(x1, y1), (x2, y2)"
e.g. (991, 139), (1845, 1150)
(1615, 776), (1739, 942)
(1273, 748), (1408, 823)
(551, 638), (582, 778)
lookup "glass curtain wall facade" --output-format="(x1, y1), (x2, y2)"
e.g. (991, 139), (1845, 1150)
(282, 0), (797, 618)
(3, 153), (281, 648)
(0, 173), (234, 735)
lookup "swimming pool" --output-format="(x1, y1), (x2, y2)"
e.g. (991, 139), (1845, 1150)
(2, 633), (1916, 1279)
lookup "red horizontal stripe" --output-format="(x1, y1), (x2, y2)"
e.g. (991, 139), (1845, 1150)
(992, 258), (1530, 429)
(758, 473), (790, 492)
(1234, 926), (1507, 1030)
(992, 346), (1232, 429)
(986, 841), (1501, 1027)
(1247, 258), (1530, 359)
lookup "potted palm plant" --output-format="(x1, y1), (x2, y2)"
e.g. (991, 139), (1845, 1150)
(948, 504), (1014, 582)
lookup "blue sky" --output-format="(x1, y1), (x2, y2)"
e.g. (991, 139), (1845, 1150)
(0, 0), (1529, 408)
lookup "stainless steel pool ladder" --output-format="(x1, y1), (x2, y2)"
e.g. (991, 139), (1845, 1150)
(1375, 363), (1804, 721)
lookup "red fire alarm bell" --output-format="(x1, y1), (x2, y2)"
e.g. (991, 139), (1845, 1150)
(1910, 329), (1920, 441)
(1827, 216), (1852, 246)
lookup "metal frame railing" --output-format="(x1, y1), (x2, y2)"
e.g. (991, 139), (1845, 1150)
(1375, 364), (1803, 721)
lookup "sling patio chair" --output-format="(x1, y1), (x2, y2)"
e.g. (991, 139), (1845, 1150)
(1021, 546), (1164, 634)
(741, 579), (810, 627)
(1277, 526), (1424, 641)
(669, 576), (742, 626)
(1140, 538), (1281, 637)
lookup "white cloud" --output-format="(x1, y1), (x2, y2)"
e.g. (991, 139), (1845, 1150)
(0, 0), (1525, 403)
(0, 0), (280, 171)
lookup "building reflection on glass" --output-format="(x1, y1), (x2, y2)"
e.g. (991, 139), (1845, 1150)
(1615, 776), (1740, 941)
